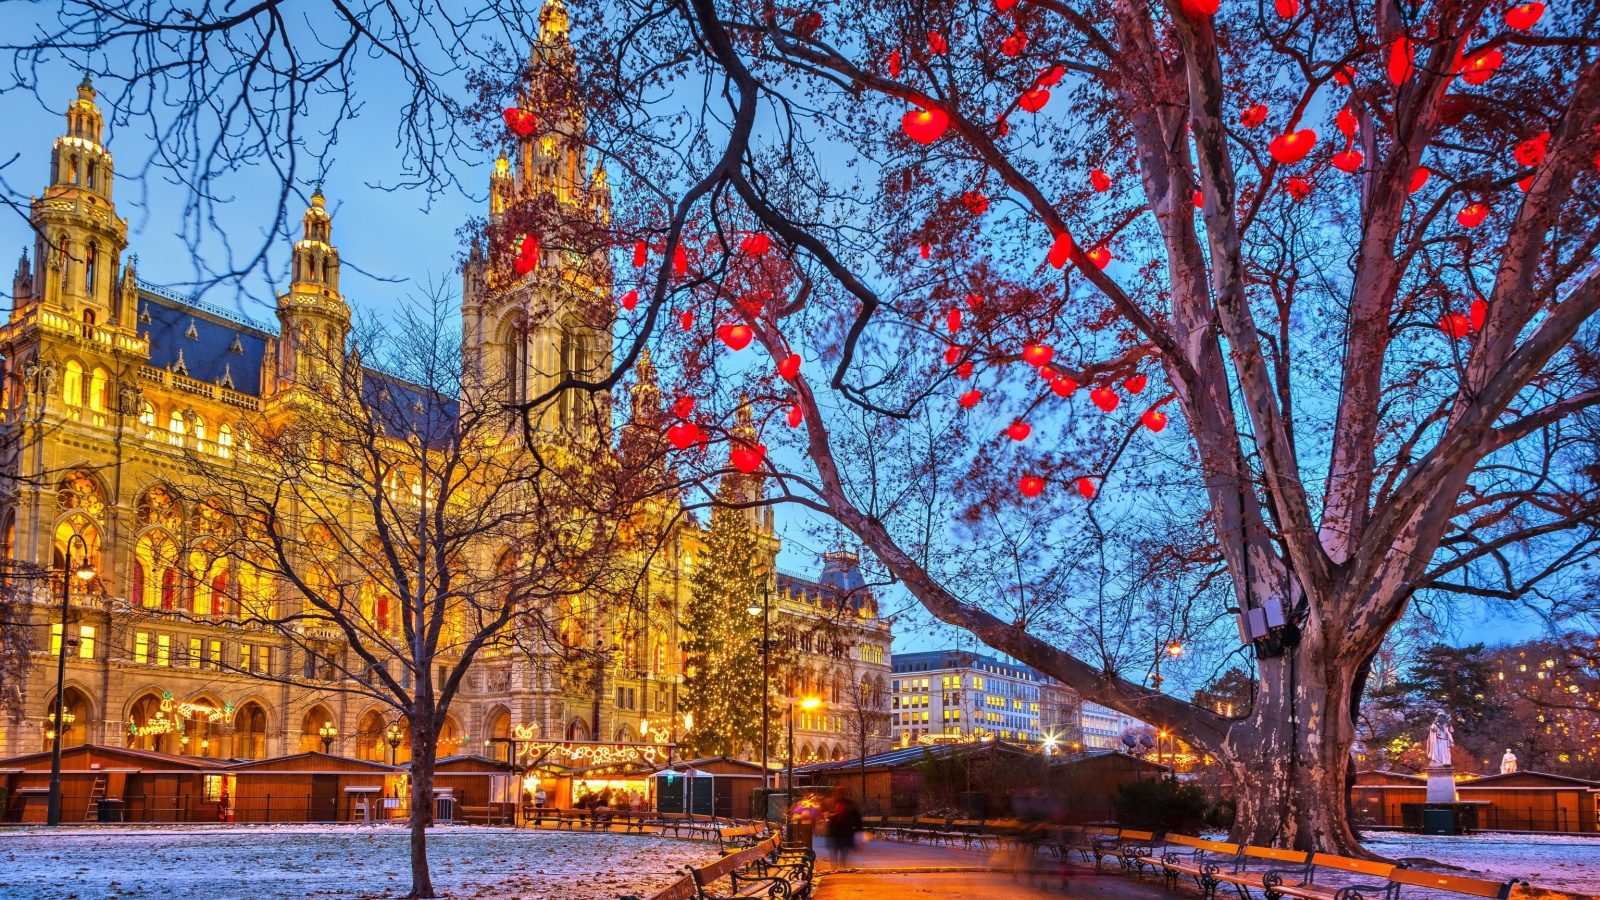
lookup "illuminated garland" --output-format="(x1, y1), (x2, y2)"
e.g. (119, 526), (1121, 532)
(518, 740), (670, 767)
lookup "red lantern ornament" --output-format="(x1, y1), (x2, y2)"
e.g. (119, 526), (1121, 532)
(1336, 107), (1358, 138)
(959, 389), (983, 408)
(1023, 344), (1055, 367)
(1090, 168), (1112, 192)
(1284, 177), (1312, 200)
(1470, 296), (1489, 333)
(1036, 66), (1065, 87)
(1019, 475), (1046, 498)
(1460, 48), (1502, 85)
(1408, 167), (1431, 194)
(667, 422), (701, 450)
(503, 108), (537, 137)
(1332, 65), (1356, 87)
(888, 49), (902, 78)
(1515, 132), (1550, 168)
(1456, 203), (1489, 228)
(1274, 0), (1298, 17)
(964, 293), (983, 309)
(633, 241), (648, 267)
(1006, 422), (1032, 442)
(1076, 477), (1098, 499)
(679, 310), (694, 331)
(1125, 374), (1147, 394)
(1051, 376), (1078, 397)
(1439, 312), (1472, 338)
(1090, 387), (1119, 412)
(1019, 88), (1051, 113)
(674, 397), (697, 419)
(777, 354), (802, 380)
(1039, 366), (1057, 381)
(1087, 247), (1112, 269)
(1178, 0), (1220, 18)
(995, 0), (1018, 9)
(717, 323), (754, 351)
(944, 345), (963, 366)
(902, 108), (950, 144)
(1048, 232), (1074, 269)
(793, 11), (821, 36)
(730, 443), (767, 474)
(1240, 104), (1268, 129)
(1388, 38), (1415, 86)
(947, 308), (963, 333)
(1269, 129), (1317, 164)
(1141, 409), (1169, 432)
(919, 243), (932, 260)
(620, 289), (639, 311)
(1504, 2), (1544, 30)
(741, 233), (771, 256)
(787, 405), (804, 428)
(1331, 150), (1364, 173)
(673, 244), (689, 276)
(1001, 30), (1028, 57)
(927, 31), (948, 55)
(1518, 175), (1535, 192)
(958, 362), (975, 379)
(962, 192), (989, 215)
(1193, 189), (1206, 208)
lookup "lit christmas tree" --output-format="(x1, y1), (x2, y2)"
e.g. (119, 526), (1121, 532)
(680, 481), (777, 760)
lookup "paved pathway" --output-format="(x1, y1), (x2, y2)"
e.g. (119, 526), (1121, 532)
(812, 838), (1178, 899)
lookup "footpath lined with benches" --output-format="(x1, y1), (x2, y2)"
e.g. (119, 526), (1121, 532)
(621, 831), (818, 900)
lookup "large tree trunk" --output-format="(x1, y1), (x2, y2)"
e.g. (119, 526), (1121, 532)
(1221, 633), (1365, 856)
(408, 725), (439, 899)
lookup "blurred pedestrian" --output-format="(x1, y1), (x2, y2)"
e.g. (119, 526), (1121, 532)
(824, 786), (863, 869)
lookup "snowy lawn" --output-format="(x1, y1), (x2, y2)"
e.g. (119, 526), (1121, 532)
(0, 825), (715, 900)
(1363, 832), (1600, 893)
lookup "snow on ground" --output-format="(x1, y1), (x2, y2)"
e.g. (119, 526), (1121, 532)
(0, 825), (715, 900)
(1362, 832), (1600, 893)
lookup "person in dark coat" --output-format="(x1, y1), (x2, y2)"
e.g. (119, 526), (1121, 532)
(824, 786), (863, 869)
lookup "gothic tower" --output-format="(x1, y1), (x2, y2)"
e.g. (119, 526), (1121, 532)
(272, 188), (349, 393)
(14, 75), (132, 328)
(461, 0), (614, 436)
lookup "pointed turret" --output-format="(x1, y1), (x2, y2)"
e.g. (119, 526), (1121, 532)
(274, 187), (350, 391)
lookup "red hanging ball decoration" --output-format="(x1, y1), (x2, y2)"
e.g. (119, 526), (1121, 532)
(741, 233), (771, 256)
(730, 444), (767, 474)
(995, 0), (1018, 10)
(1408, 167), (1431, 194)
(1193, 189), (1206, 208)
(1470, 296), (1489, 333)
(1019, 475), (1045, 498)
(1515, 132), (1550, 168)
(1039, 366), (1057, 381)
(902, 108), (950, 144)
(679, 310), (694, 331)
(1125, 374), (1147, 394)
(1178, 0), (1219, 18)
(1006, 422), (1031, 442)
(1022, 344), (1054, 367)
(944, 345), (963, 365)
(1090, 387), (1119, 412)
(667, 422), (701, 450)
(888, 49), (902, 78)
(504, 108), (537, 137)
(962, 192), (989, 215)
(1048, 232), (1073, 269)
(1001, 30), (1028, 57)
(1439, 312), (1472, 338)
(958, 362), (975, 379)
(673, 244), (689, 275)
(1456, 203), (1489, 228)
(717, 323), (754, 351)
(673, 396), (695, 419)
(1240, 104), (1268, 129)
(1460, 48), (1503, 85)
(514, 255), (536, 276)
(927, 31), (948, 55)
(1090, 168), (1112, 192)
(1504, 2), (1544, 30)
(1284, 177), (1312, 201)
(959, 389), (983, 408)
(965, 293), (983, 309)
(777, 354), (801, 380)
(1036, 66), (1065, 88)
(1387, 38), (1416, 86)
(919, 243), (932, 260)
(633, 241), (649, 267)
(787, 405), (804, 428)
(620, 289), (639, 311)
(1141, 409), (1169, 432)
(1087, 247), (1112, 269)
(1076, 477), (1097, 499)
(1273, 0), (1299, 17)
(1331, 150), (1364, 173)
(1268, 129), (1317, 164)
(1335, 107), (1358, 138)
(947, 309), (963, 333)
(1019, 88), (1051, 113)
(1050, 377), (1078, 397)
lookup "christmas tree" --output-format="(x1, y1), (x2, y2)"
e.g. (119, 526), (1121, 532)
(680, 484), (776, 760)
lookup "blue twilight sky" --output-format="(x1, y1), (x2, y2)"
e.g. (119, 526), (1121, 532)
(0, 48), (1553, 680)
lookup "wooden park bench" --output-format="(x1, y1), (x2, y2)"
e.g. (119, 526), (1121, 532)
(714, 824), (764, 853)
(1156, 834), (1244, 897)
(1100, 829), (1161, 873)
(1062, 825), (1122, 864)
(619, 835), (812, 900)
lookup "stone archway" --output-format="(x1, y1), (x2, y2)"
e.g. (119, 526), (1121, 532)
(233, 701), (269, 759)
(44, 686), (93, 751)
(299, 704), (338, 754)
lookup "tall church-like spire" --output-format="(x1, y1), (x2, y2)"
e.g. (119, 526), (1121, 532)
(274, 187), (350, 392)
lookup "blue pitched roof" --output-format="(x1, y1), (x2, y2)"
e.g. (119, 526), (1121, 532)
(138, 288), (272, 396)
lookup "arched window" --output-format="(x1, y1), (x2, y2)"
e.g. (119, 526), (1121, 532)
(84, 241), (96, 294)
(218, 424), (233, 459)
(87, 367), (108, 412)
(62, 360), (84, 407)
(168, 410), (185, 443)
(81, 308), (96, 338)
(136, 485), (183, 531)
(500, 317), (526, 405)
(238, 556), (275, 620)
(191, 413), (206, 445)
(68, 153), (79, 184)
(52, 514), (101, 592)
(134, 531), (179, 610)
(138, 401), (156, 437)
(233, 703), (268, 759)
(299, 705), (337, 754)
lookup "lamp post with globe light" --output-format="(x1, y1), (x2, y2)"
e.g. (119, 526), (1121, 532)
(386, 722), (404, 765)
(46, 532), (95, 827)
(319, 721), (339, 754)
(785, 696), (821, 840)
(746, 568), (774, 792)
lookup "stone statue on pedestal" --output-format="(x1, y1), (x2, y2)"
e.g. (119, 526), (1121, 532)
(1500, 749), (1518, 774)
(1425, 710), (1458, 803)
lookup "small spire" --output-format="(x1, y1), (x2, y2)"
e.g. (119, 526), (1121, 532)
(77, 72), (95, 98)
(310, 182), (326, 206)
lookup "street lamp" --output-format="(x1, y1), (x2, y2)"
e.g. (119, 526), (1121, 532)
(386, 722), (404, 765)
(319, 721), (339, 754)
(785, 696), (821, 841)
(747, 569), (773, 793)
(47, 533), (95, 827)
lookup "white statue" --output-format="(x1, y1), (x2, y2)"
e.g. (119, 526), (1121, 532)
(1500, 749), (1518, 774)
(1425, 711), (1454, 769)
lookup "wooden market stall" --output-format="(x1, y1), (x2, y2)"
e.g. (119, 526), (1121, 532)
(0, 743), (224, 823)
(1354, 768), (1600, 832)
(652, 757), (767, 820)
(225, 752), (402, 823)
